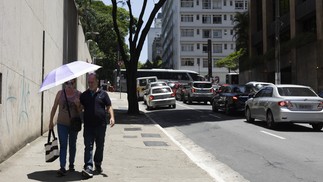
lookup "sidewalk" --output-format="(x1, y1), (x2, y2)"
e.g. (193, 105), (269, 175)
(0, 92), (214, 182)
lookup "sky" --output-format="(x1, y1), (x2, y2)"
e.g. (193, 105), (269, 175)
(102, 0), (156, 63)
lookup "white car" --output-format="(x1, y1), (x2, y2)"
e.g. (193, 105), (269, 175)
(245, 84), (323, 130)
(146, 86), (176, 110)
(143, 81), (167, 104)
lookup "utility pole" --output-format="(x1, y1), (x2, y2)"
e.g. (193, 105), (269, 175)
(208, 39), (212, 81)
(275, 0), (281, 84)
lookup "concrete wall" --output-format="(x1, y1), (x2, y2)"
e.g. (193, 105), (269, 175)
(0, 0), (91, 162)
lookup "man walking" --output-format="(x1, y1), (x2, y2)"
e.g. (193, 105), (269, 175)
(80, 73), (115, 178)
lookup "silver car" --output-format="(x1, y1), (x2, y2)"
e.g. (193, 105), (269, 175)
(146, 86), (176, 110)
(245, 84), (323, 131)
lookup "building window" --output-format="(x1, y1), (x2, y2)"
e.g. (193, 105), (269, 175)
(181, 0), (194, 7)
(181, 29), (194, 37)
(213, 58), (219, 67)
(196, 14), (199, 20)
(213, 44), (222, 53)
(230, 14), (233, 21)
(213, 15), (222, 24)
(181, 44), (194, 51)
(224, 29), (227, 35)
(202, 15), (212, 24)
(213, 0), (222, 9)
(197, 0), (199, 6)
(245, 1), (248, 10)
(197, 43), (200, 49)
(202, 0), (211, 9)
(231, 44), (234, 50)
(224, 14), (227, 21)
(181, 58), (194, 66)
(202, 29), (212, 38)
(213, 29), (222, 38)
(202, 44), (208, 53)
(224, 44), (227, 50)
(230, 29), (233, 35)
(197, 29), (200, 35)
(224, 0), (226, 6)
(181, 14), (194, 22)
(202, 58), (208, 68)
(235, 0), (244, 9)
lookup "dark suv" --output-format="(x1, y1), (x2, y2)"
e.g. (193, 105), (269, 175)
(183, 81), (213, 104)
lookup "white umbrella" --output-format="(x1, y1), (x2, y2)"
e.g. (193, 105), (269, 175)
(39, 61), (101, 92)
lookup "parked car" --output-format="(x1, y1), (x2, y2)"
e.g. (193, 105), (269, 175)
(145, 86), (176, 110)
(175, 83), (190, 101)
(212, 84), (251, 114)
(245, 84), (323, 130)
(183, 81), (213, 104)
(143, 81), (168, 104)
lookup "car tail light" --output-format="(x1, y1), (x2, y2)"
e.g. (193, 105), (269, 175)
(318, 102), (323, 109)
(171, 92), (175, 97)
(278, 101), (293, 108)
(210, 89), (214, 93)
(232, 96), (238, 101)
(192, 88), (196, 93)
(149, 95), (154, 100)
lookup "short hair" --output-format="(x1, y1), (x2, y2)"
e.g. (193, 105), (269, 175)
(88, 72), (98, 80)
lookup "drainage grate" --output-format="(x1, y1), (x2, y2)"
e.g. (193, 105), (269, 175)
(143, 141), (168, 147)
(141, 133), (161, 138)
(124, 127), (142, 131)
(123, 135), (138, 138)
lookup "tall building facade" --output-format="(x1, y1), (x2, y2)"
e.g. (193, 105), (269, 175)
(243, 0), (323, 92)
(147, 13), (162, 62)
(161, 0), (248, 83)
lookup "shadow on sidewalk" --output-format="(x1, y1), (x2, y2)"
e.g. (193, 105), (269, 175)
(114, 109), (154, 125)
(27, 170), (83, 181)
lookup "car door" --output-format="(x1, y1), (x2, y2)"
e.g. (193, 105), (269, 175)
(249, 89), (266, 119)
(257, 87), (273, 121)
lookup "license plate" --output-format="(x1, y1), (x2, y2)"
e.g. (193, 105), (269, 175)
(298, 104), (312, 110)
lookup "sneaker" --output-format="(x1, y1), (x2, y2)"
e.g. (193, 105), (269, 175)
(82, 168), (93, 178)
(57, 168), (67, 176)
(95, 165), (103, 174)
(68, 167), (75, 172)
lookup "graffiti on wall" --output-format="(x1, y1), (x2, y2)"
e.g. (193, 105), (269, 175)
(4, 70), (30, 134)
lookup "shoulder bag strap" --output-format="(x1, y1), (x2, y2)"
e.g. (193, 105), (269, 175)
(63, 89), (71, 119)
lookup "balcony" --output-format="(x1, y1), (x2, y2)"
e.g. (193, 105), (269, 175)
(296, 0), (316, 21)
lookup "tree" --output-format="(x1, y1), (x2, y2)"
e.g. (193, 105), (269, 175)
(216, 48), (245, 72)
(111, 0), (167, 114)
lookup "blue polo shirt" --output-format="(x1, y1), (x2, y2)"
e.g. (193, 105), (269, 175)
(80, 89), (111, 126)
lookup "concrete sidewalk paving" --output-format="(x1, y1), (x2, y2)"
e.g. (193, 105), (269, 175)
(0, 92), (214, 182)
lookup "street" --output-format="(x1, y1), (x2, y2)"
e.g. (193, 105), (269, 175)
(140, 101), (323, 182)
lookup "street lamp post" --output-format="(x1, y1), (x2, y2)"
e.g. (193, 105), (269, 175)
(275, 0), (281, 84)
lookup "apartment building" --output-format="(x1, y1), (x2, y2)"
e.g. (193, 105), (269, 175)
(147, 13), (162, 62)
(243, 0), (323, 92)
(161, 0), (248, 83)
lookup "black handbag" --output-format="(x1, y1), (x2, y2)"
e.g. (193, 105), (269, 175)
(63, 89), (82, 132)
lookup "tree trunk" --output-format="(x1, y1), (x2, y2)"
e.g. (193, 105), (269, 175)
(126, 59), (139, 114)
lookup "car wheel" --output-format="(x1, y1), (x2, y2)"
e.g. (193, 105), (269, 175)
(311, 123), (323, 131)
(212, 101), (218, 112)
(188, 96), (192, 104)
(266, 110), (276, 129)
(224, 103), (230, 115)
(245, 107), (255, 123)
(173, 104), (176, 109)
(146, 105), (151, 110)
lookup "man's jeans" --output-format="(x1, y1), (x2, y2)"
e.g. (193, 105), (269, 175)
(83, 124), (107, 169)
(57, 123), (78, 169)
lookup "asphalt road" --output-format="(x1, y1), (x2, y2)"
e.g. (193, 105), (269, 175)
(140, 101), (323, 182)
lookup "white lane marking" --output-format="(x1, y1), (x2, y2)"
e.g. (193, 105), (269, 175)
(209, 114), (221, 119)
(260, 131), (286, 140)
(145, 114), (249, 182)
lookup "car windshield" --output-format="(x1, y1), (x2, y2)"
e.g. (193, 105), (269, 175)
(152, 87), (171, 94)
(278, 87), (317, 96)
(193, 83), (212, 88)
(232, 86), (248, 93)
